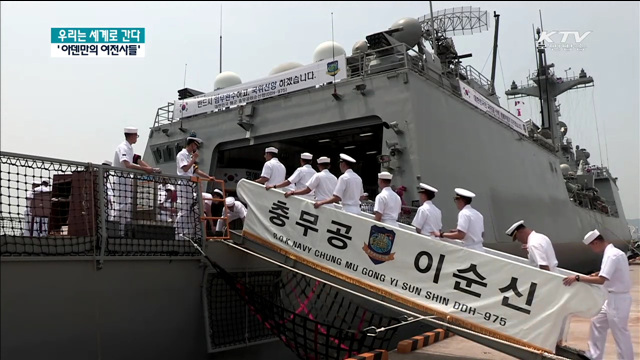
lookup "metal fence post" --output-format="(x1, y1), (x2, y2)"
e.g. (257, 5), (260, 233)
(96, 165), (107, 269)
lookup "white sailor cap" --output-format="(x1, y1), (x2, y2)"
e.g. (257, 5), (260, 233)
(378, 171), (393, 180)
(583, 229), (600, 245)
(505, 220), (525, 238)
(187, 137), (203, 144)
(362, 192), (368, 197)
(301, 152), (313, 160)
(455, 188), (476, 198)
(164, 184), (175, 191)
(317, 156), (331, 164)
(339, 153), (356, 163)
(31, 180), (41, 185)
(265, 147), (278, 154)
(225, 197), (235, 206)
(213, 189), (224, 197)
(102, 160), (113, 166)
(202, 192), (213, 200)
(124, 127), (138, 134)
(418, 183), (438, 193)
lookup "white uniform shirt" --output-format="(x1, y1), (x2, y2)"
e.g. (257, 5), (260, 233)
(333, 169), (364, 207)
(113, 141), (134, 168)
(373, 187), (402, 225)
(216, 201), (248, 231)
(305, 169), (338, 201)
(261, 158), (286, 186)
(526, 231), (558, 273)
(457, 205), (484, 251)
(411, 200), (442, 235)
(176, 148), (194, 176)
(599, 243), (632, 293)
(288, 165), (316, 194)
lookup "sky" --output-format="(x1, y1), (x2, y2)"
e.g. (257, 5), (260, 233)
(1, 1), (639, 219)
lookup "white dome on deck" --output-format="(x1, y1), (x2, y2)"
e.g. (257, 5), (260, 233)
(313, 41), (346, 62)
(214, 72), (242, 90)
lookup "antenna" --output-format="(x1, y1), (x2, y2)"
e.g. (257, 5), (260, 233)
(183, 63), (188, 88)
(330, 12), (342, 101)
(219, 4), (223, 74)
(331, 12), (335, 60)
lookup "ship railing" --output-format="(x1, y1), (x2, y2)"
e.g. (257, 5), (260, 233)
(360, 201), (419, 226)
(153, 102), (174, 128)
(1, 151), (206, 258)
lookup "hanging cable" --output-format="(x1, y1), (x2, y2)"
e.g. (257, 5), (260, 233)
(497, 49), (509, 110)
(591, 89), (609, 168)
(589, 89), (605, 167)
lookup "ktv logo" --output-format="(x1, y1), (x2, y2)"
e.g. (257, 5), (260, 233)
(537, 31), (592, 51)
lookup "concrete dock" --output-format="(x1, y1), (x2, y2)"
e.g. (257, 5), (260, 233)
(388, 263), (640, 359)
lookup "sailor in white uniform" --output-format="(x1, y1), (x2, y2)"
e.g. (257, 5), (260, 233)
(411, 183), (442, 236)
(563, 230), (634, 360)
(255, 147), (286, 187)
(23, 181), (40, 236)
(102, 160), (115, 221)
(285, 156), (337, 201)
(314, 153), (363, 215)
(175, 136), (216, 238)
(266, 152), (316, 200)
(506, 220), (558, 272)
(23, 180), (50, 236)
(506, 220), (567, 344)
(373, 172), (401, 227)
(433, 188), (485, 252)
(112, 127), (154, 236)
(215, 197), (248, 232)
(157, 184), (176, 223)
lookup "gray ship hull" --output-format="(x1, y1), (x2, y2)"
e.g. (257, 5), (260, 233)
(147, 68), (631, 274)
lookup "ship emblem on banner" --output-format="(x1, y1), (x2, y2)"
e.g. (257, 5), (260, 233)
(363, 225), (396, 265)
(326, 60), (340, 76)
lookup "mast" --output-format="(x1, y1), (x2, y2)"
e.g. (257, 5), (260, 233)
(506, 13), (594, 154)
(489, 11), (500, 95)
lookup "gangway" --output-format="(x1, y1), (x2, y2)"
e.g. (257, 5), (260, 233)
(194, 179), (600, 360)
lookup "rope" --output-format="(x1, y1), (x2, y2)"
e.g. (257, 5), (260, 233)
(590, 89), (609, 168)
(498, 49), (509, 110)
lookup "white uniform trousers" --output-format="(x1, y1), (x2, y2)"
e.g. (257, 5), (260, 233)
(381, 219), (399, 228)
(464, 243), (486, 253)
(112, 177), (133, 236)
(22, 209), (48, 237)
(175, 181), (196, 239)
(588, 292), (634, 360)
(341, 205), (361, 215)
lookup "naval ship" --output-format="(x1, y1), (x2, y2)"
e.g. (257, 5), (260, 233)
(151, 8), (632, 272)
(1, 6), (633, 360)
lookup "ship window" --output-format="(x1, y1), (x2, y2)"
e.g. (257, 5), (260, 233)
(153, 147), (163, 163)
(163, 145), (174, 161)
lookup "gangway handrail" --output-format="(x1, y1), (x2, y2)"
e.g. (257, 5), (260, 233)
(217, 231), (579, 360)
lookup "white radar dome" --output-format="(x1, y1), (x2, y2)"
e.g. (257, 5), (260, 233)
(352, 40), (369, 55)
(389, 17), (423, 48)
(313, 41), (346, 62)
(269, 62), (304, 76)
(560, 164), (571, 176)
(214, 72), (242, 90)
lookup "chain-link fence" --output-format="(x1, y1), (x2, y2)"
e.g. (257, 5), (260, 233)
(1, 152), (204, 257)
